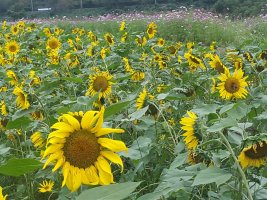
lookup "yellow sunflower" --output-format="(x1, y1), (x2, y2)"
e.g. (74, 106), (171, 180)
(39, 180), (54, 193)
(5, 40), (20, 55)
(136, 88), (154, 110)
(31, 111), (44, 120)
(85, 72), (113, 99)
(184, 52), (205, 71)
(6, 70), (18, 86)
(157, 38), (165, 47)
(13, 86), (30, 110)
(42, 107), (127, 192)
(205, 53), (225, 73)
(119, 21), (126, 31)
(0, 101), (8, 116)
(46, 37), (61, 51)
(217, 68), (248, 100)
(135, 36), (147, 47)
(180, 111), (199, 150)
(147, 22), (157, 39)
(0, 186), (7, 200)
(104, 33), (115, 46)
(11, 25), (19, 35)
(131, 71), (145, 81)
(238, 141), (267, 168)
(31, 131), (45, 149)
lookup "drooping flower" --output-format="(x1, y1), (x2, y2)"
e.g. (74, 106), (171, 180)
(13, 87), (30, 110)
(42, 107), (127, 192)
(136, 88), (154, 110)
(104, 33), (115, 46)
(180, 111), (200, 150)
(39, 180), (54, 193)
(217, 68), (248, 100)
(0, 101), (8, 116)
(238, 141), (267, 168)
(205, 53), (225, 73)
(31, 131), (45, 149)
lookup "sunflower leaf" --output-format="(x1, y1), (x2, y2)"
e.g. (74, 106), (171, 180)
(104, 100), (132, 118)
(6, 116), (32, 130)
(129, 106), (149, 120)
(192, 166), (232, 186)
(207, 117), (237, 132)
(77, 182), (141, 200)
(0, 158), (42, 177)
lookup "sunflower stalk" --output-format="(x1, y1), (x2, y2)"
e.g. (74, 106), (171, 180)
(218, 130), (253, 200)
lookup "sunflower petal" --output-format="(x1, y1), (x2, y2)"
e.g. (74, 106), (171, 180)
(101, 151), (124, 172)
(85, 165), (99, 185)
(61, 162), (70, 187)
(91, 107), (104, 133)
(61, 114), (81, 131)
(95, 157), (114, 185)
(98, 138), (128, 152)
(95, 128), (125, 137)
(51, 122), (74, 132)
(81, 111), (98, 130)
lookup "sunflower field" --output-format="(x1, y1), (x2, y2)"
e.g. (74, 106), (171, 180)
(0, 19), (267, 200)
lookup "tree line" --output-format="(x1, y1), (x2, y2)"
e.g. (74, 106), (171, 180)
(0, 0), (266, 18)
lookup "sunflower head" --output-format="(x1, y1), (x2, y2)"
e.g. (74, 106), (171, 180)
(39, 180), (54, 193)
(104, 33), (115, 46)
(13, 86), (30, 110)
(217, 68), (248, 100)
(86, 72), (113, 99)
(5, 41), (20, 55)
(47, 37), (61, 50)
(180, 111), (200, 150)
(136, 36), (147, 47)
(42, 107), (127, 192)
(136, 88), (154, 110)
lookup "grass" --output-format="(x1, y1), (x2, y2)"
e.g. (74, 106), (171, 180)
(55, 16), (267, 48)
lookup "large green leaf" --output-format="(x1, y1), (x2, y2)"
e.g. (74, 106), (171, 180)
(192, 166), (232, 186)
(77, 182), (141, 200)
(0, 158), (42, 177)
(6, 116), (32, 130)
(104, 100), (131, 118)
(129, 106), (149, 120)
(207, 118), (237, 132)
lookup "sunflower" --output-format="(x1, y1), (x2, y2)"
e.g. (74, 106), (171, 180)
(157, 38), (165, 47)
(121, 32), (128, 43)
(238, 141), (267, 168)
(180, 111), (200, 150)
(217, 68), (248, 100)
(5, 40), (20, 55)
(184, 52), (205, 71)
(6, 70), (18, 86)
(11, 25), (19, 35)
(42, 107), (127, 192)
(131, 71), (145, 81)
(104, 33), (115, 46)
(205, 53), (225, 73)
(46, 37), (61, 51)
(39, 180), (54, 193)
(119, 21), (126, 31)
(136, 88), (154, 110)
(31, 131), (45, 149)
(13, 87), (30, 110)
(31, 111), (44, 120)
(86, 72), (113, 99)
(147, 22), (157, 39)
(0, 186), (7, 200)
(0, 101), (8, 116)
(135, 36), (147, 47)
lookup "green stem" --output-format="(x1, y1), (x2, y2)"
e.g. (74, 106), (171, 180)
(218, 131), (253, 200)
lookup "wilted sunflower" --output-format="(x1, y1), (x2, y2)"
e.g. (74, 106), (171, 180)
(31, 111), (44, 120)
(86, 71), (113, 99)
(136, 88), (154, 110)
(104, 33), (115, 46)
(39, 180), (54, 193)
(46, 37), (61, 51)
(5, 40), (20, 55)
(238, 141), (267, 168)
(180, 111), (200, 150)
(13, 87), (30, 110)
(0, 186), (7, 200)
(42, 107), (127, 192)
(217, 68), (248, 100)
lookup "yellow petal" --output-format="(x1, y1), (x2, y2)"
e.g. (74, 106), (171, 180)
(80, 168), (90, 184)
(91, 107), (104, 133)
(52, 157), (65, 172)
(101, 151), (124, 172)
(48, 130), (70, 139)
(62, 162), (70, 187)
(43, 150), (63, 169)
(95, 128), (125, 137)
(98, 138), (128, 152)
(42, 144), (63, 158)
(85, 165), (99, 185)
(47, 137), (66, 144)
(61, 114), (81, 131)
(95, 157), (114, 185)
(51, 122), (74, 132)
(81, 111), (98, 130)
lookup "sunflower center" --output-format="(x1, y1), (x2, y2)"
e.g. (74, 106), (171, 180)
(148, 27), (153, 34)
(106, 36), (113, 44)
(63, 130), (100, 168)
(168, 46), (176, 54)
(244, 142), (267, 159)
(224, 77), (240, 93)
(49, 40), (59, 49)
(215, 61), (224, 73)
(93, 76), (108, 92)
(9, 45), (17, 53)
